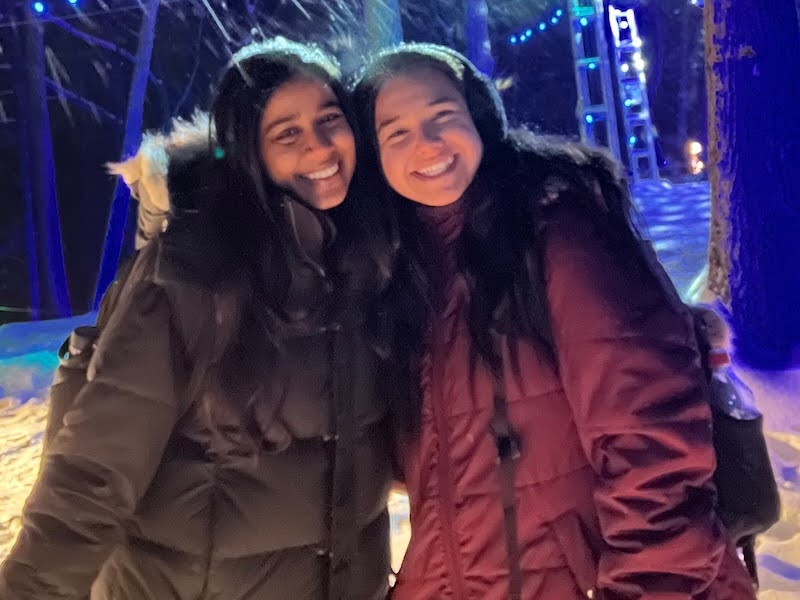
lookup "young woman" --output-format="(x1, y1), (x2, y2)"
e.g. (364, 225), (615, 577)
(0, 39), (394, 600)
(354, 44), (756, 600)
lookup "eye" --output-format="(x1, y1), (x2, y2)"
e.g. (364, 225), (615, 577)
(319, 111), (344, 126)
(385, 128), (408, 142)
(274, 127), (300, 142)
(433, 109), (456, 120)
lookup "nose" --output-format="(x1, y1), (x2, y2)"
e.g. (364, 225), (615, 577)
(416, 121), (444, 157)
(305, 127), (333, 153)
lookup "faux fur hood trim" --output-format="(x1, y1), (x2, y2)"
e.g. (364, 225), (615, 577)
(107, 111), (215, 248)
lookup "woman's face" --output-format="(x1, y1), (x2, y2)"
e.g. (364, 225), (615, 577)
(373, 66), (483, 207)
(259, 76), (356, 210)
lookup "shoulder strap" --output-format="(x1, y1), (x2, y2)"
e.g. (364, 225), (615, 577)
(488, 340), (523, 600)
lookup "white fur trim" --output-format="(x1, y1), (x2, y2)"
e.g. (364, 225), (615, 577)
(106, 111), (213, 216)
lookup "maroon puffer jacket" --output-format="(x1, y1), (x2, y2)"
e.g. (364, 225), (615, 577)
(391, 202), (755, 600)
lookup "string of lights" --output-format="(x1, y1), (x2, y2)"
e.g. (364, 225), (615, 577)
(31, 0), (77, 13)
(507, 7), (565, 46)
(1, 0), (189, 29)
(607, 4), (659, 180)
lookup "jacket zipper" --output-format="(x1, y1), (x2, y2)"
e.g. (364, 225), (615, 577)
(429, 325), (468, 599)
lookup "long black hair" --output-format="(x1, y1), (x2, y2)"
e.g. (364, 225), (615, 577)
(210, 38), (392, 317)
(353, 44), (653, 435)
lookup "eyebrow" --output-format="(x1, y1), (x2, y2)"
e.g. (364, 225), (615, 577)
(376, 95), (461, 135)
(262, 99), (341, 135)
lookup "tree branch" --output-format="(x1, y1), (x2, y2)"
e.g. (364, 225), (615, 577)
(43, 14), (162, 86)
(44, 78), (122, 124)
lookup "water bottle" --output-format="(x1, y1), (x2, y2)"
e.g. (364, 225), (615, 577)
(708, 349), (761, 420)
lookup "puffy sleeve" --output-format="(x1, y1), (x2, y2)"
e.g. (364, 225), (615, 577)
(0, 265), (185, 599)
(543, 206), (725, 600)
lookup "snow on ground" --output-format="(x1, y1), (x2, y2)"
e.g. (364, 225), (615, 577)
(0, 314), (93, 558)
(632, 179), (712, 298)
(0, 181), (798, 596)
(738, 364), (800, 599)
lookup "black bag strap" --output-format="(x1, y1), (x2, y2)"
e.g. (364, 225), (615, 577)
(740, 535), (759, 589)
(488, 339), (523, 600)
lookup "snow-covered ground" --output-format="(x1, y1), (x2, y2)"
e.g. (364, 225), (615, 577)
(1, 181), (797, 596)
(739, 364), (800, 599)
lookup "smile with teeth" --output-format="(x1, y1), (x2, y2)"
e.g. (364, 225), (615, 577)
(303, 163), (340, 180)
(414, 155), (455, 178)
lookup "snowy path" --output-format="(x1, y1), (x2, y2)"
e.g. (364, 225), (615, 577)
(633, 179), (711, 298)
(1, 182), (798, 597)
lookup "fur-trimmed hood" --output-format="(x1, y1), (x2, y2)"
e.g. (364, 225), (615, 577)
(107, 111), (335, 291)
(107, 112), (216, 249)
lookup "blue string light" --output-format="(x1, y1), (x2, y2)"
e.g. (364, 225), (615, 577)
(507, 7), (565, 45)
(31, 1), (81, 15)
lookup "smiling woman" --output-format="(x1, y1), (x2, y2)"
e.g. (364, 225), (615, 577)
(259, 77), (356, 210)
(0, 38), (396, 600)
(374, 68), (483, 207)
(354, 43), (759, 600)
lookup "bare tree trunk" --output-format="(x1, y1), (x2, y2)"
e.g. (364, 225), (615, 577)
(14, 3), (71, 319)
(705, 0), (800, 367)
(364, 0), (403, 50)
(93, 0), (160, 308)
(704, 1), (731, 305)
(465, 0), (494, 76)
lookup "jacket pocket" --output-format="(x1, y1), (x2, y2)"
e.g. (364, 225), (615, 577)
(549, 510), (598, 599)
